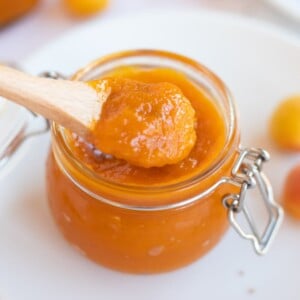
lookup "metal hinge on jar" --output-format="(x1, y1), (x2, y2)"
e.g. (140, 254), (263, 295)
(222, 148), (284, 255)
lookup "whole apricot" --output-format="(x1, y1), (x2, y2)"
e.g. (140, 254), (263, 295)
(270, 96), (300, 150)
(64, 0), (108, 16)
(283, 164), (300, 219)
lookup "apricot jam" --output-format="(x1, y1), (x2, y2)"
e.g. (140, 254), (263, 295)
(46, 50), (240, 273)
(88, 77), (197, 168)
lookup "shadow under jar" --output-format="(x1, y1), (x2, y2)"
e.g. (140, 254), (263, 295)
(46, 50), (283, 274)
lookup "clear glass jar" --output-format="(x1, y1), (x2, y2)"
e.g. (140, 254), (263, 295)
(46, 50), (283, 274)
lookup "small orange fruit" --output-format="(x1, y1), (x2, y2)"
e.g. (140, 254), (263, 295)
(269, 95), (300, 150)
(283, 164), (300, 219)
(64, 0), (108, 16)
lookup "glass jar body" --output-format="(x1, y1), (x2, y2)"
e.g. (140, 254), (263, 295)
(47, 152), (238, 273)
(46, 50), (240, 273)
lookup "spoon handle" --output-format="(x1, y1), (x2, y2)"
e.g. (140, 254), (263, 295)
(0, 65), (100, 135)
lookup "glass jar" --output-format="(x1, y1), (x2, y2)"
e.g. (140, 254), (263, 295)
(0, 0), (38, 26)
(0, 64), (49, 178)
(45, 50), (283, 274)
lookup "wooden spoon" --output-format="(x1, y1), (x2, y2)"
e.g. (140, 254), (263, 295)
(0, 65), (110, 136)
(0, 65), (197, 168)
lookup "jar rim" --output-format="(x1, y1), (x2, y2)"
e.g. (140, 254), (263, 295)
(51, 49), (239, 207)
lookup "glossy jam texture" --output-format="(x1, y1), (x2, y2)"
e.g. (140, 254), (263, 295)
(69, 67), (226, 186)
(88, 77), (197, 168)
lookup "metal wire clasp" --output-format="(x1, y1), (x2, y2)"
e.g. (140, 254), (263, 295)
(223, 148), (284, 255)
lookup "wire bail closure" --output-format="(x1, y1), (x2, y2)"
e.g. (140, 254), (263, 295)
(223, 148), (284, 255)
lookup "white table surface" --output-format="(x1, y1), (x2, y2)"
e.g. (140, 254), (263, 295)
(0, 0), (299, 63)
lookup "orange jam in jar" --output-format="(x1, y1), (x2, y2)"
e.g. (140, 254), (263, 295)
(46, 50), (241, 273)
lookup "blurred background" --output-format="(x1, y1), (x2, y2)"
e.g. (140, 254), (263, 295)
(0, 0), (299, 62)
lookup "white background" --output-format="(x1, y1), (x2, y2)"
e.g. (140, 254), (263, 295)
(0, 2), (300, 300)
(0, 0), (299, 62)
